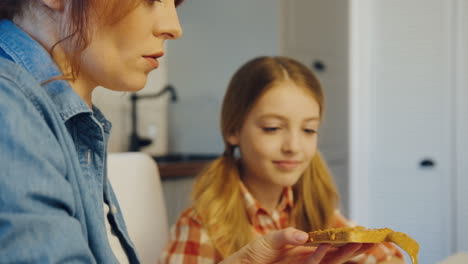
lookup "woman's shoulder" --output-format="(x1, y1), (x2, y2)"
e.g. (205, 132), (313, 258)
(0, 58), (70, 177)
(0, 57), (51, 111)
(0, 57), (35, 88)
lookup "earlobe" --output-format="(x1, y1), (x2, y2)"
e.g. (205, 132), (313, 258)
(227, 133), (240, 146)
(41, 0), (64, 11)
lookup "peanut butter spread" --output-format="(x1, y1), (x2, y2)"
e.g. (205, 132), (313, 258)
(308, 226), (419, 264)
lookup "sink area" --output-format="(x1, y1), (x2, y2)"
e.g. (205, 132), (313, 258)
(153, 153), (219, 163)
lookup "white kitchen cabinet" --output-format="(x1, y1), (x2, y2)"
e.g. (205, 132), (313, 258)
(284, 0), (468, 262)
(365, 1), (453, 262)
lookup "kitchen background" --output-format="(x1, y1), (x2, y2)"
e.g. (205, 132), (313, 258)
(94, 0), (468, 263)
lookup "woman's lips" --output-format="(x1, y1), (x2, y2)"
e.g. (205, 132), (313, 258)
(144, 56), (160, 69)
(273, 160), (301, 170)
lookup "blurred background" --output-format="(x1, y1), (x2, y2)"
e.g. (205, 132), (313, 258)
(94, 0), (468, 263)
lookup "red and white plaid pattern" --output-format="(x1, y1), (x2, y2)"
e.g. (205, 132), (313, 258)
(158, 210), (221, 264)
(240, 183), (293, 235)
(159, 183), (404, 264)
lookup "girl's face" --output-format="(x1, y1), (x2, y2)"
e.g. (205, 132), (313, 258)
(77, 0), (182, 92)
(228, 80), (320, 188)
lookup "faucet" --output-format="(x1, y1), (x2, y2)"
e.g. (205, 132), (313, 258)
(128, 84), (178, 152)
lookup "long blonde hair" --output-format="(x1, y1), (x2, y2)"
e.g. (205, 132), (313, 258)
(192, 56), (339, 258)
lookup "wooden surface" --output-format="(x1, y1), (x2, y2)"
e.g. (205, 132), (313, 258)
(156, 160), (212, 179)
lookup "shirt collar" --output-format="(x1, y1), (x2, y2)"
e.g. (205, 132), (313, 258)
(239, 182), (294, 224)
(0, 19), (91, 122)
(92, 105), (112, 134)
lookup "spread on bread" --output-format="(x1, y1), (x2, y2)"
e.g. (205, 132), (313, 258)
(307, 226), (419, 264)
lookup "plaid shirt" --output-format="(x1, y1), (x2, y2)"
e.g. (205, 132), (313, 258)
(159, 183), (404, 264)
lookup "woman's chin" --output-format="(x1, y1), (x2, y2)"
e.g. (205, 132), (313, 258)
(110, 78), (147, 93)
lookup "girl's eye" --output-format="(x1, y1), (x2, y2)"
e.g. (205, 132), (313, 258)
(263, 127), (280, 133)
(304, 129), (317, 134)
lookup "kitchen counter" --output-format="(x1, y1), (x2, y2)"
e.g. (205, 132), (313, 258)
(153, 153), (219, 179)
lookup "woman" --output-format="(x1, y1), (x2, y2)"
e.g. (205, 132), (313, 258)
(0, 0), (362, 263)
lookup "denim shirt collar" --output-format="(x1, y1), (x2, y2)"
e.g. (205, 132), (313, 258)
(0, 19), (105, 126)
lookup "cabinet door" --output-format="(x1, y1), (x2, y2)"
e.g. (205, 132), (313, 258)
(367, 0), (454, 262)
(282, 0), (348, 58)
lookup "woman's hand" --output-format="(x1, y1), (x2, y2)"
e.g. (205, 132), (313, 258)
(378, 257), (406, 264)
(222, 227), (375, 264)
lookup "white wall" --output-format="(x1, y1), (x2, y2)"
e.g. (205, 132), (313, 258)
(165, 0), (281, 154)
(455, 0), (468, 252)
(281, 0), (351, 215)
(349, 0), (372, 226)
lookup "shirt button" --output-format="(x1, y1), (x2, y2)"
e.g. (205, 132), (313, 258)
(111, 205), (118, 214)
(272, 211), (279, 221)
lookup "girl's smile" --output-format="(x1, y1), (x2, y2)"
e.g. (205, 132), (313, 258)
(272, 160), (302, 170)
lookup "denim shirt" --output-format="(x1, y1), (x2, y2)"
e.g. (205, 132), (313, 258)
(0, 19), (139, 263)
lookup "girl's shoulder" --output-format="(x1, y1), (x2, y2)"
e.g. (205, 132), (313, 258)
(175, 207), (204, 227)
(331, 210), (359, 228)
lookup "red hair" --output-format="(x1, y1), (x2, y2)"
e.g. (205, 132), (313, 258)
(0, 0), (185, 79)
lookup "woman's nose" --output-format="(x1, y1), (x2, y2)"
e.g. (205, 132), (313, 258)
(155, 3), (183, 40)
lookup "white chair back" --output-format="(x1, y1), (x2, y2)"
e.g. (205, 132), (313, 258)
(107, 152), (168, 264)
(439, 253), (468, 264)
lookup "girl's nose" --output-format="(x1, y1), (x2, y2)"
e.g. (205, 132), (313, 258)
(281, 132), (301, 154)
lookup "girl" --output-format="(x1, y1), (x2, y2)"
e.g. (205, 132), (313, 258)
(0, 1), (347, 263)
(160, 56), (405, 264)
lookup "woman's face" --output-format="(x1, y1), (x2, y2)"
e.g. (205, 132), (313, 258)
(228, 80), (321, 189)
(78, 0), (182, 92)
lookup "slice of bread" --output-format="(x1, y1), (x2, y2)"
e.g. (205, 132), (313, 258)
(307, 226), (419, 264)
(308, 226), (393, 245)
